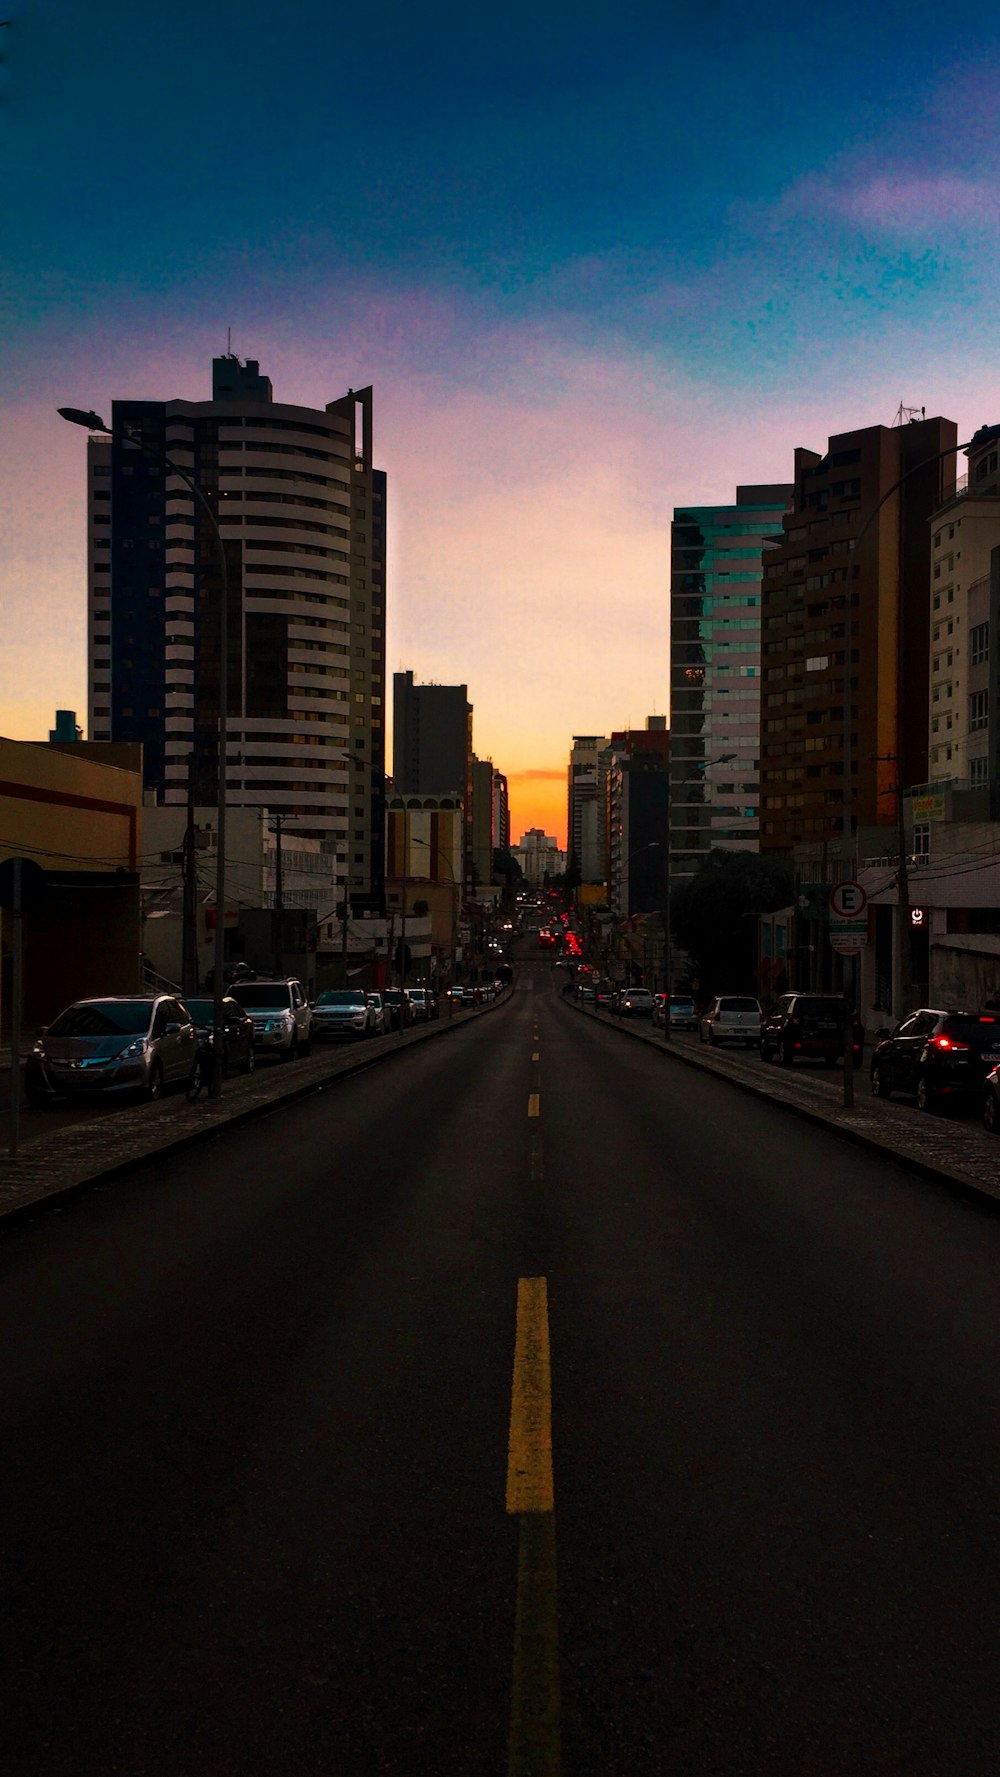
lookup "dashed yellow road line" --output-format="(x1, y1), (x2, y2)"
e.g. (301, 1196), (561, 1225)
(506, 1277), (559, 1774)
(532, 1051), (540, 1062)
(506, 1277), (554, 1515)
(528, 1093), (540, 1118)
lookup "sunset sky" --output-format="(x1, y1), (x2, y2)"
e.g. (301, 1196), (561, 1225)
(3, 2), (1000, 845)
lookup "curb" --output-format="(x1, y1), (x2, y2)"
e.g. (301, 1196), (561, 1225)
(564, 996), (1000, 1207)
(0, 987), (515, 1230)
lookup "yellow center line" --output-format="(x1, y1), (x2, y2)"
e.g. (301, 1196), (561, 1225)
(532, 1051), (540, 1062)
(506, 1277), (559, 1774)
(527, 1093), (540, 1118)
(506, 1277), (553, 1512)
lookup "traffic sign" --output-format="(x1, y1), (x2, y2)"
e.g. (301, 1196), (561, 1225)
(829, 880), (867, 919)
(830, 930), (867, 954)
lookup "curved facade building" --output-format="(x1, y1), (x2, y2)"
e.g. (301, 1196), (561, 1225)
(87, 357), (385, 906)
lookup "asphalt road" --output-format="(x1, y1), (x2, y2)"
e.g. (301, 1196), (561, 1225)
(0, 953), (997, 1775)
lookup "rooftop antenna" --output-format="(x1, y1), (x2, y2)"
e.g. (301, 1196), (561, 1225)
(893, 401), (926, 427)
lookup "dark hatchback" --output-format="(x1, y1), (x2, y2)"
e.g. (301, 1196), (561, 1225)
(759, 993), (864, 1067)
(870, 1008), (1000, 1112)
(184, 996), (256, 1077)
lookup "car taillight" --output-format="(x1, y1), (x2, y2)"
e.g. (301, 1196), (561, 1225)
(931, 1035), (970, 1052)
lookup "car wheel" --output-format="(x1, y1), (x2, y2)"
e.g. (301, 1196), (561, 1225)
(146, 1062), (164, 1102)
(916, 1072), (937, 1114)
(186, 1055), (206, 1102)
(871, 1063), (891, 1099)
(984, 1091), (999, 1135)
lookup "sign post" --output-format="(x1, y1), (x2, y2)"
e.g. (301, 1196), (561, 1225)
(828, 881), (868, 1106)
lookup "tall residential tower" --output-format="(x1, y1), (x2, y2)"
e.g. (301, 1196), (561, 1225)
(87, 356), (386, 906)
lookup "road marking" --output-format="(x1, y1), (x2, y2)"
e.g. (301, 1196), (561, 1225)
(530, 1132), (544, 1180)
(507, 1277), (559, 1774)
(506, 1277), (553, 1512)
(532, 1051), (539, 1062)
(528, 1093), (540, 1118)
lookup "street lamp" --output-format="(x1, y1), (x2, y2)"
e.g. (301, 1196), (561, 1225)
(59, 405), (232, 1097)
(661, 754), (737, 1041)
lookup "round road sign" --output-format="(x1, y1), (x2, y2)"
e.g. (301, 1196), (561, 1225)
(829, 880), (867, 919)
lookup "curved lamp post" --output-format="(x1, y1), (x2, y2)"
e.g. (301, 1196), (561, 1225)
(59, 406), (231, 1096)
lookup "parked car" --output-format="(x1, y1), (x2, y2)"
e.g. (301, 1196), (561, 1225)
(654, 995), (698, 1031)
(983, 1064), (1000, 1134)
(594, 983), (616, 1010)
(26, 995), (198, 1105)
(619, 987), (655, 1018)
(230, 978), (311, 1060)
(366, 991), (388, 1036)
(760, 993), (864, 1067)
(382, 988), (413, 1029)
(183, 995), (255, 1085)
(870, 1008), (1000, 1111)
(310, 988), (374, 1041)
(405, 988), (439, 1023)
(698, 995), (762, 1048)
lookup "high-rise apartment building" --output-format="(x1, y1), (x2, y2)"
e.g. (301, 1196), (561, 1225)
(606, 719), (669, 920)
(392, 672), (472, 794)
(469, 755), (496, 889)
(567, 736), (611, 883)
(758, 418), (956, 854)
(669, 486), (790, 886)
(927, 425), (1000, 796)
(87, 356), (386, 906)
(492, 768), (510, 854)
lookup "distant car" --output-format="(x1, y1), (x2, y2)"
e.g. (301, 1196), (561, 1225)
(310, 989), (374, 1041)
(594, 984), (616, 1010)
(619, 987), (655, 1018)
(183, 995), (255, 1081)
(870, 1008), (1000, 1111)
(25, 995), (198, 1105)
(408, 988), (439, 1022)
(578, 984), (597, 1004)
(699, 995), (761, 1048)
(365, 991), (388, 1036)
(382, 989), (413, 1029)
(760, 993), (863, 1067)
(230, 978), (311, 1060)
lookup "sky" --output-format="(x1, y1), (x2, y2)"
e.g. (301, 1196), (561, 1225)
(2, 2), (1000, 846)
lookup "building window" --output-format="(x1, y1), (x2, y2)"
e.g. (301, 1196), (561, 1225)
(970, 757), (989, 788)
(969, 690), (989, 732)
(970, 622), (989, 665)
(913, 824), (930, 861)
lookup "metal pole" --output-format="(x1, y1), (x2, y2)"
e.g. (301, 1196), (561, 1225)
(9, 858), (22, 1156)
(340, 871), (351, 985)
(272, 814), (284, 977)
(182, 753), (199, 996)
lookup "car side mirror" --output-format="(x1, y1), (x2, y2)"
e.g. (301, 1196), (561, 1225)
(165, 1021), (182, 1035)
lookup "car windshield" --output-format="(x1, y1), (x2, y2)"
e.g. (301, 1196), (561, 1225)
(671, 999), (694, 1009)
(184, 999), (225, 1028)
(316, 992), (366, 1007)
(796, 998), (844, 1018)
(383, 991), (404, 1003)
(48, 1002), (154, 1037)
(719, 998), (759, 1012)
(231, 985), (292, 1009)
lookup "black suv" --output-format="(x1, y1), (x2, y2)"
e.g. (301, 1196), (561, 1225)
(759, 993), (864, 1067)
(870, 1008), (1000, 1111)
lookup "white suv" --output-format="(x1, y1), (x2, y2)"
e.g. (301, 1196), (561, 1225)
(230, 979), (312, 1061)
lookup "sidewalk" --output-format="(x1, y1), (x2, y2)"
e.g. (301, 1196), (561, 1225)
(570, 1000), (1000, 1204)
(0, 993), (512, 1225)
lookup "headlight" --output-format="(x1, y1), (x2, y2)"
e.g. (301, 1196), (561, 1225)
(118, 1037), (147, 1060)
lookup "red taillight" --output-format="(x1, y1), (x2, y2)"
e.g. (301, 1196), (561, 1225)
(931, 1035), (970, 1052)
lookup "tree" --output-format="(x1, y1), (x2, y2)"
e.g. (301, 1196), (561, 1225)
(670, 848), (793, 999)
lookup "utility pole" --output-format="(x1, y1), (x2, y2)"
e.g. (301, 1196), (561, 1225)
(182, 754), (199, 996)
(340, 869), (351, 985)
(271, 813), (284, 977)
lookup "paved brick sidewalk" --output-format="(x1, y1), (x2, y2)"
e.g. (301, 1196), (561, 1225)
(0, 994), (512, 1223)
(571, 1001), (1000, 1203)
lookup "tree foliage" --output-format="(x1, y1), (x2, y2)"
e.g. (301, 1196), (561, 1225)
(670, 848), (793, 998)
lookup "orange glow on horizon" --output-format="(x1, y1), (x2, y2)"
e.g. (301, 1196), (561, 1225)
(507, 771), (566, 851)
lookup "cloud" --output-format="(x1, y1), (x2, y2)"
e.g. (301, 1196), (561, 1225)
(775, 170), (1000, 242)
